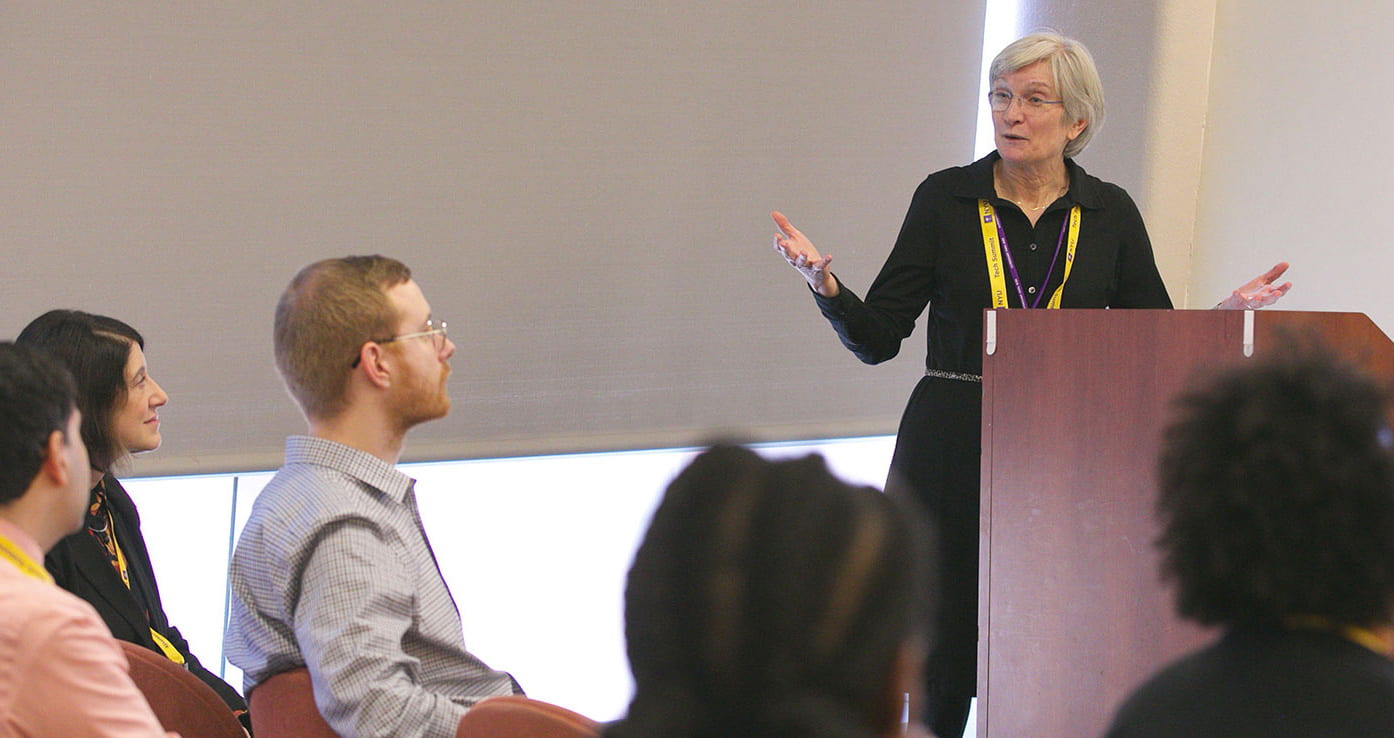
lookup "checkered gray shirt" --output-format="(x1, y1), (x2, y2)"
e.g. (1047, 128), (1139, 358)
(224, 436), (517, 738)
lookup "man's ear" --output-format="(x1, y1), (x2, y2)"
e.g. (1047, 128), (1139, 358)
(40, 430), (71, 487)
(355, 342), (394, 389)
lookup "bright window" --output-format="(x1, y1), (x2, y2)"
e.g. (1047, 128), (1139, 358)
(125, 436), (895, 721)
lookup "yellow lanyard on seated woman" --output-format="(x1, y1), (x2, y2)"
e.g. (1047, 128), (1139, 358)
(149, 630), (186, 665)
(0, 532), (53, 582)
(4, 525), (185, 664)
(978, 199), (1080, 309)
(105, 521), (186, 666)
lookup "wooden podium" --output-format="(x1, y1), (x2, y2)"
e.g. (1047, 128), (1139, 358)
(976, 309), (1394, 738)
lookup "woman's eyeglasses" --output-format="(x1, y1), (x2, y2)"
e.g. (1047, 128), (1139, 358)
(987, 89), (1064, 112)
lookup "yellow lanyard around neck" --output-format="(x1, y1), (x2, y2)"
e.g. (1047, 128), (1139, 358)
(99, 508), (185, 665)
(149, 629), (187, 665)
(1285, 615), (1391, 657)
(0, 532), (53, 583)
(978, 200), (1081, 309)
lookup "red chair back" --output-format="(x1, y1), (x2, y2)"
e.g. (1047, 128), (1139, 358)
(455, 695), (602, 738)
(248, 667), (339, 738)
(249, 668), (602, 738)
(118, 641), (245, 738)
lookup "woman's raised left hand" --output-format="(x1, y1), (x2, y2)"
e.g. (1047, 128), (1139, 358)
(1216, 262), (1292, 310)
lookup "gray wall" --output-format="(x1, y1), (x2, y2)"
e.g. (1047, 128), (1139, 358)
(1, 3), (985, 474)
(6, 1), (1390, 477)
(1192, 0), (1394, 326)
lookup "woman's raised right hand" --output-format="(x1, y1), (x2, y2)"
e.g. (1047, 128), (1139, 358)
(771, 211), (840, 298)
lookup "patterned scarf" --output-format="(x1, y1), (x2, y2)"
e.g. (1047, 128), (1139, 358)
(86, 478), (130, 588)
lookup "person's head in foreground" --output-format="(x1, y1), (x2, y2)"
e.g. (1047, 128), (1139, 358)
(0, 341), (88, 547)
(609, 445), (935, 738)
(1156, 350), (1394, 632)
(1106, 348), (1394, 738)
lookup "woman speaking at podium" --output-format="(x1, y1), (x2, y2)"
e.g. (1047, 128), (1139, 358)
(770, 31), (1289, 738)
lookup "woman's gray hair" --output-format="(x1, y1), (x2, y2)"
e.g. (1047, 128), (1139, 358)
(990, 31), (1105, 158)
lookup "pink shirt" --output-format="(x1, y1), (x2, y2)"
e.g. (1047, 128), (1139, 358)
(0, 517), (176, 738)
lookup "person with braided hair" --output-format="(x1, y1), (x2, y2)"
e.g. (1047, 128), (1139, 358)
(606, 445), (936, 738)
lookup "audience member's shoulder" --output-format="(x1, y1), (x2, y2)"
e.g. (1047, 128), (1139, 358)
(1322, 634), (1394, 698)
(1105, 646), (1219, 737)
(2, 577), (117, 651)
(244, 460), (400, 553)
(254, 460), (361, 513)
(1109, 630), (1394, 737)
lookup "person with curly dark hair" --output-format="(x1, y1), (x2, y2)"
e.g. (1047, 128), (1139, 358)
(605, 445), (936, 738)
(1105, 350), (1394, 737)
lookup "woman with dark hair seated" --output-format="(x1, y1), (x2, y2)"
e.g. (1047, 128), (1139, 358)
(17, 309), (250, 730)
(1106, 350), (1394, 737)
(606, 445), (935, 738)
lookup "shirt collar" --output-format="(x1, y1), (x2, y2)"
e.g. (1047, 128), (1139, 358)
(950, 150), (1105, 210)
(283, 435), (416, 505)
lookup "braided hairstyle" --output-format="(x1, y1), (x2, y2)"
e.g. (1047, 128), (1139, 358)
(609, 445), (934, 738)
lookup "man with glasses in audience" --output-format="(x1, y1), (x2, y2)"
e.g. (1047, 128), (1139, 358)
(225, 256), (519, 738)
(0, 342), (174, 737)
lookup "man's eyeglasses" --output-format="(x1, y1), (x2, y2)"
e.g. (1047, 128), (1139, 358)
(987, 89), (1064, 112)
(350, 319), (448, 368)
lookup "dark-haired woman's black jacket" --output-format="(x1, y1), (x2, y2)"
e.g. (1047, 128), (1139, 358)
(44, 475), (250, 722)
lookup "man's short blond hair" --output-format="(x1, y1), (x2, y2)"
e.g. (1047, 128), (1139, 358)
(273, 255), (412, 420)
